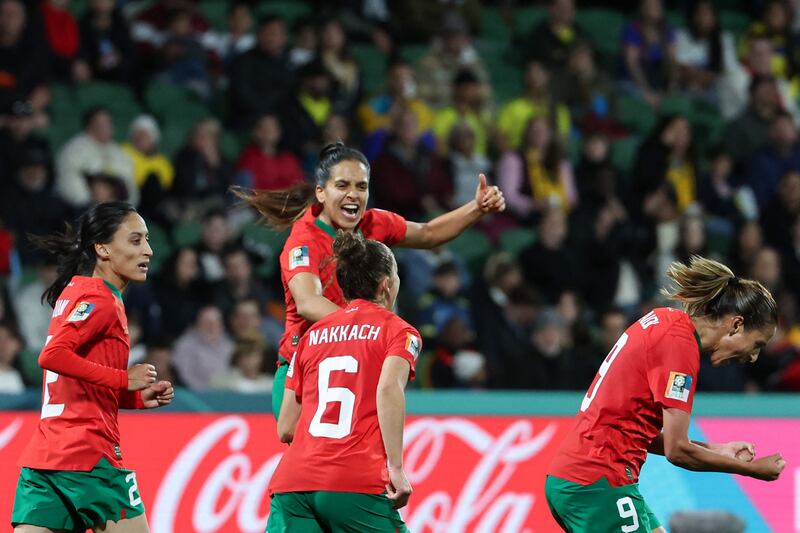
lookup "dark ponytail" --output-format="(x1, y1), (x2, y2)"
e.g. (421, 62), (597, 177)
(29, 202), (137, 307)
(333, 231), (394, 301)
(233, 142), (370, 230)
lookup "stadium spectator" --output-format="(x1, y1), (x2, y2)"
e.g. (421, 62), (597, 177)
(234, 113), (305, 190)
(496, 61), (571, 151)
(632, 115), (697, 214)
(287, 16), (316, 70)
(697, 146), (751, 222)
(520, 207), (579, 304)
(78, 0), (136, 85)
(143, 339), (183, 388)
(655, 213), (710, 293)
(204, 2), (255, 66)
(719, 36), (799, 122)
(432, 68), (491, 157)
(172, 118), (233, 211)
(227, 298), (283, 350)
(154, 247), (207, 339)
(155, 8), (212, 98)
(195, 209), (233, 283)
(55, 107), (137, 209)
(674, 0), (735, 95)
(122, 115), (174, 221)
(279, 59), (334, 168)
(371, 106), (451, 220)
(428, 315), (486, 389)
(318, 17), (362, 116)
(555, 42), (619, 136)
(780, 215), (800, 298)
(321, 112), (350, 146)
(0, 0), (51, 115)
(415, 11), (490, 110)
(40, 0), (89, 82)
(745, 112), (800, 211)
(751, 246), (783, 295)
(527, 307), (588, 390)
(211, 337), (274, 393)
(445, 120), (491, 208)
(13, 261), (57, 353)
(211, 247), (271, 315)
(0, 145), (70, 265)
(172, 304), (234, 390)
(497, 116), (576, 223)
(0, 321), (23, 393)
(357, 59), (433, 142)
(417, 260), (473, 342)
(739, 0), (797, 83)
(0, 99), (50, 185)
(515, 0), (584, 85)
(620, 0), (677, 108)
(723, 75), (782, 166)
(229, 15), (292, 130)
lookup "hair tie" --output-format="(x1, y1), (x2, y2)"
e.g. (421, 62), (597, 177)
(728, 276), (739, 287)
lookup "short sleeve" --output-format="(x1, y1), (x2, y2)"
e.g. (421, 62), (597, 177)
(647, 332), (700, 413)
(623, 22), (643, 48)
(363, 209), (407, 246)
(281, 238), (322, 282)
(384, 324), (421, 381)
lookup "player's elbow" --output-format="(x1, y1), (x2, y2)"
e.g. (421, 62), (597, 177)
(277, 428), (294, 444)
(664, 440), (692, 467)
(295, 299), (316, 322)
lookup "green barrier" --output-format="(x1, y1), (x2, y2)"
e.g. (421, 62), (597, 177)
(2, 390), (799, 417)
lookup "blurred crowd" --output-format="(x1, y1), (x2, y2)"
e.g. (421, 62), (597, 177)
(1, 0), (800, 395)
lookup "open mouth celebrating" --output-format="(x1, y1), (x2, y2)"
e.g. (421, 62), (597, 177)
(341, 203), (360, 221)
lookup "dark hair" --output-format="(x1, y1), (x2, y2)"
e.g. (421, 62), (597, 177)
(82, 106), (110, 129)
(749, 74), (776, 97)
(29, 202), (137, 307)
(662, 255), (778, 329)
(333, 232), (394, 302)
(232, 142), (370, 230)
(687, 0), (723, 73)
(453, 68), (480, 86)
(257, 14), (284, 29)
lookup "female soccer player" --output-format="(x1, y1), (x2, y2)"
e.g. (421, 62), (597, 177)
(237, 142), (505, 417)
(268, 231), (417, 532)
(12, 202), (174, 533)
(546, 256), (786, 532)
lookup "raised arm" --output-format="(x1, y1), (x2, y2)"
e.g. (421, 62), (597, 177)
(660, 407), (785, 481)
(399, 174), (505, 249)
(288, 273), (341, 322)
(377, 355), (412, 508)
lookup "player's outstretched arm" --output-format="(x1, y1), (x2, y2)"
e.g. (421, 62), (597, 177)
(649, 433), (756, 461)
(277, 386), (302, 443)
(288, 273), (341, 323)
(377, 355), (412, 508)
(399, 174), (506, 249)
(661, 408), (785, 481)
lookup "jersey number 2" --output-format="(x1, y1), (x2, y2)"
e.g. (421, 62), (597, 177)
(309, 356), (358, 439)
(581, 333), (629, 412)
(40, 336), (65, 419)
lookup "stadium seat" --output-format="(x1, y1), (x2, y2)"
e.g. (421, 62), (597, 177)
(240, 222), (289, 278)
(254, 1), (311, 24)
(351, 44), (387, 95)
(611, 136), (641, 176)
(616, 94), (657, 135)
(513, 5), (547, 34)
(719, 10), (751, 37)
(479, 5), (512, 41)
(197, 0), (229, 30)
(146, 222), (172, 274)
(18, 348), (43, 387)
(446, 229), (492, 276)
(172, 221), (203, 248)
(499, 227), (537, 258)
(75, 82), (142, 139)
(575, 9), (625, 66)
(144, 81), (211, 133)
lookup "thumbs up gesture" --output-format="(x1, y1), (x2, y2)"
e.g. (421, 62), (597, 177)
(475, 173), (506, 214)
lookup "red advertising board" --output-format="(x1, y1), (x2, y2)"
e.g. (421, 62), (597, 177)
(0, 413), (572, 532)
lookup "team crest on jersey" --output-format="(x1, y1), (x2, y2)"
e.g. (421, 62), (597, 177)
(289, 245), (310, 270)
(405, 333), (421, 360)
(665, 371), (692, 402)
(67, 301), (95, 322)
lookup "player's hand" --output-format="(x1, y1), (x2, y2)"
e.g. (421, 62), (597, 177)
(127, 364), (157, 391)
(748, 453), (785, 481)
(141, 381), (174, 409)
(714, 441), (755, 462)
(475, 174), (506, 214)
(386, 465), (412, 509)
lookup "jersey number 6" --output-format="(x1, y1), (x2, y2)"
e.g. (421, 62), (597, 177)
(581, 333), (629, 412)
(309, 356), (358, 439)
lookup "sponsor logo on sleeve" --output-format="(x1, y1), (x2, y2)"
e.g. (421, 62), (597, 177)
(289, 246), (310, 270)
(405, 333), (421, 360)
(67, 301), (95, 322)
(665, 371), (692, 402)
(287, 353), (296, 378)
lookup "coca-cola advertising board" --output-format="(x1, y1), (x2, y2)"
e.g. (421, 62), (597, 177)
(1, 413), (797, 532)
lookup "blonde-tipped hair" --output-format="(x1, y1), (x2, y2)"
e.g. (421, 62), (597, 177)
(662, 255), (777, 328)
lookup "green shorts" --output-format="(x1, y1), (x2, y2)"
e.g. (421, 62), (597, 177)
(267, 491), (409, 533)
(11, 457), (145, 532)
(545, 475), (661, 532)
(272, 356), (289, 420)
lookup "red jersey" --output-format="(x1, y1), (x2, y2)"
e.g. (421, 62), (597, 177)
(19, 276), (143, 471)
(549, 307), (701, 487)
(269, 299), (421, 494)
(278, 206), (407, 360)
